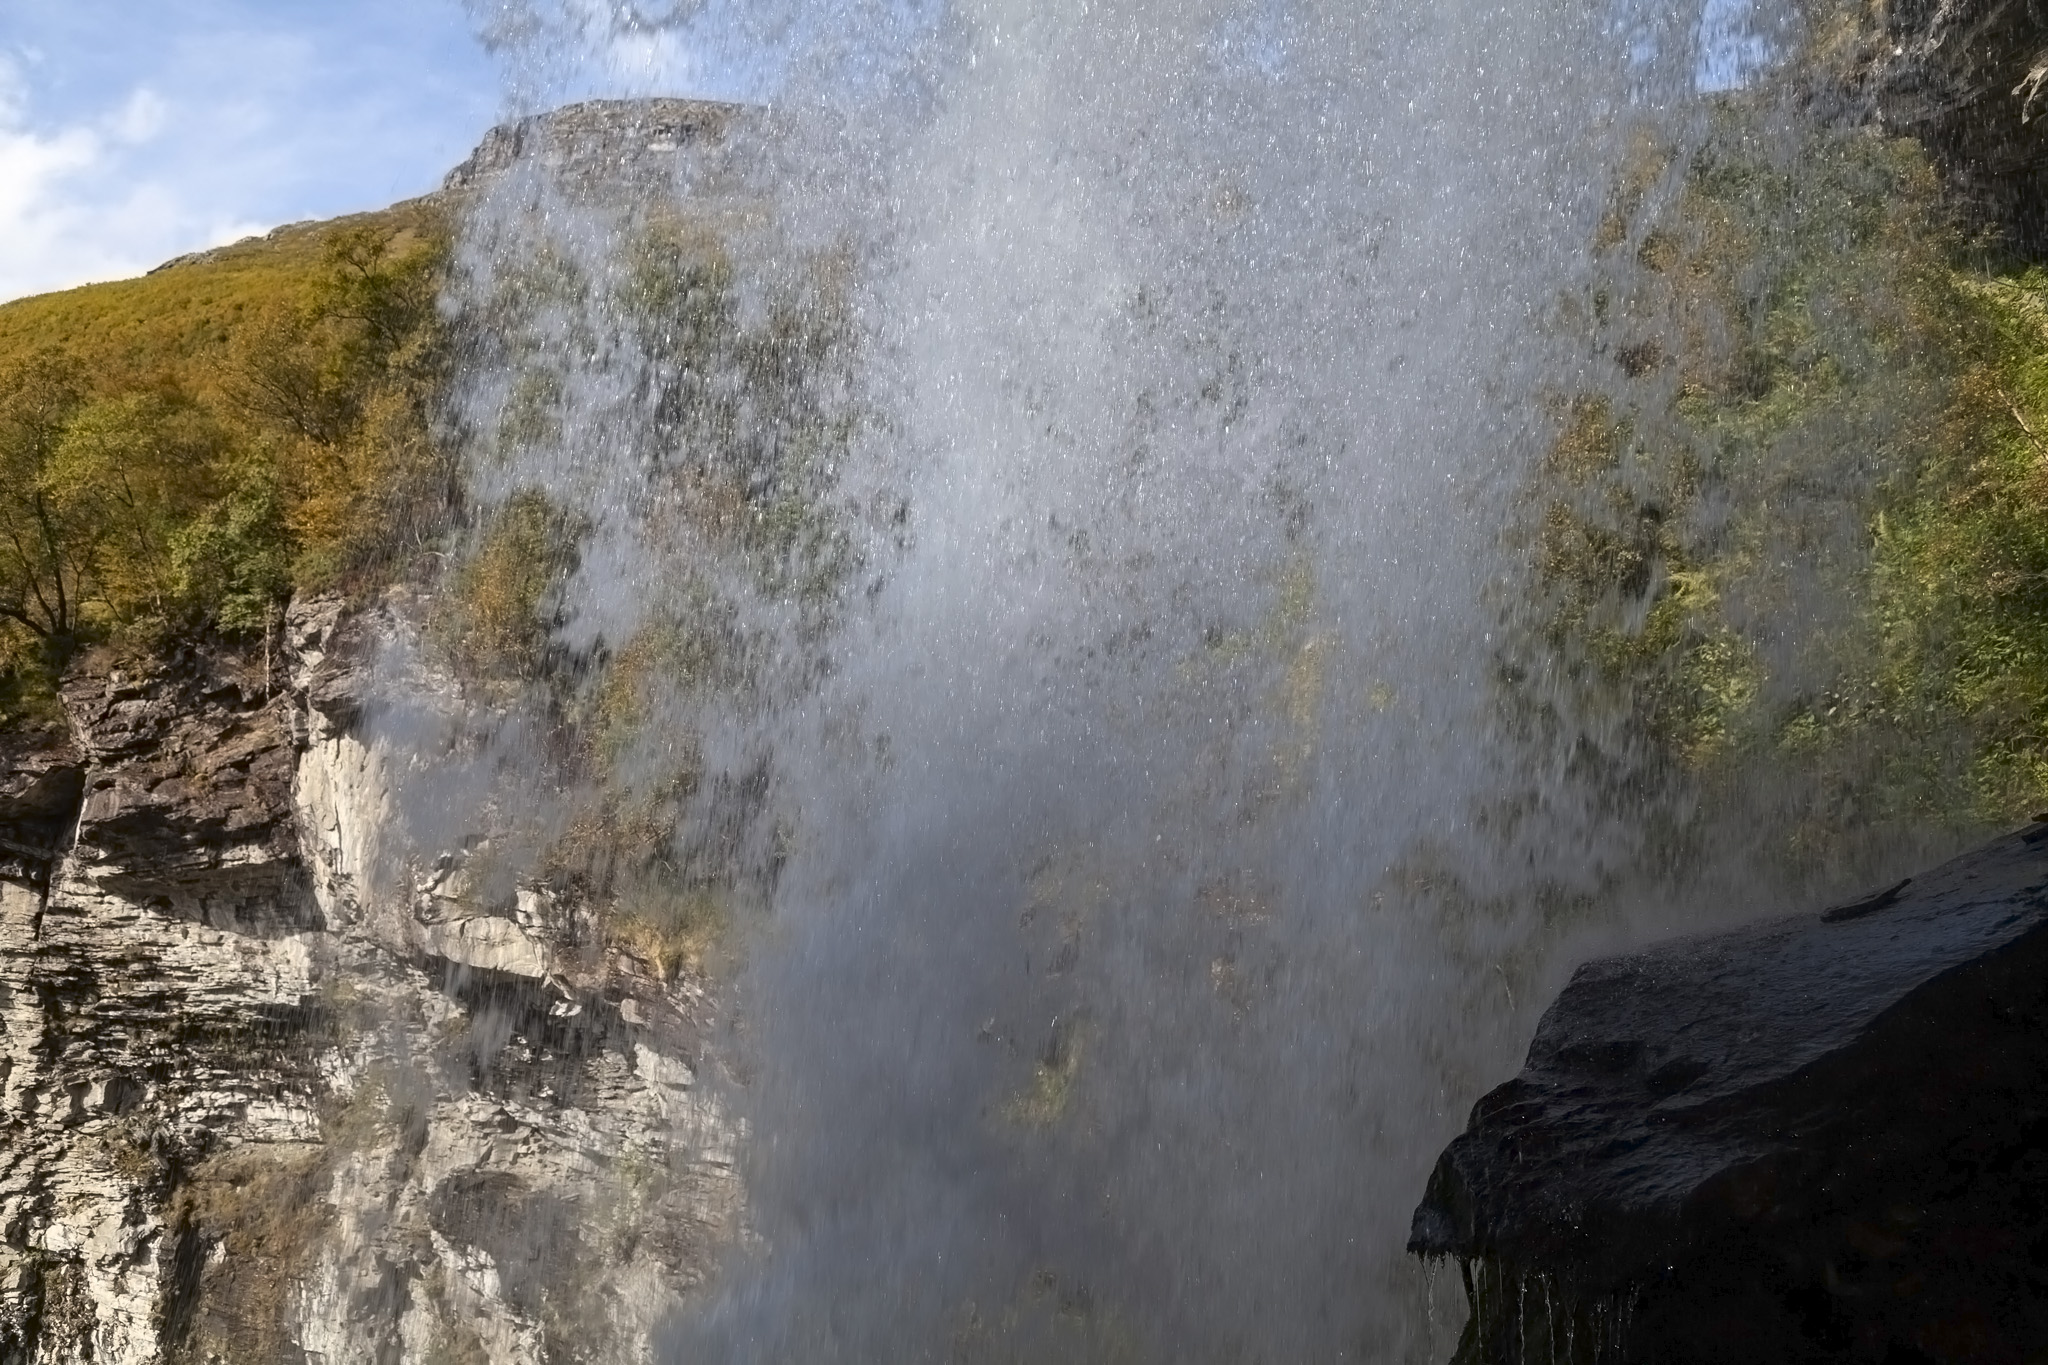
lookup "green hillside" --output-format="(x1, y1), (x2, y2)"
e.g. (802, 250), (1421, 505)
(0, 204), (440, 388)
(0, 200), (452, 727)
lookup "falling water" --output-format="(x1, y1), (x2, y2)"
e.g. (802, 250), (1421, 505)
(420, 0), (1815, 1359)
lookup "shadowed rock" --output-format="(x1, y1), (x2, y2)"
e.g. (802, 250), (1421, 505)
(0, 726), (83, 881)
(1862, 0), (2048, 258)
(58, 653), (317, 936)
(1410, 825), (2048, 1364)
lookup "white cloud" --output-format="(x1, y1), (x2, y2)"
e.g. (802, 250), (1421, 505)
(106, 87), (166, 144)
(0, 59), (270, 302)
(0, 2), (503, 306)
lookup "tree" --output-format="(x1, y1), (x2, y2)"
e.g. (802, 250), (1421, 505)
(170, 448), (291, 636)
(40, 390), (223, 629)
(222, 220), (453, 588)
(0, 352), (87, 646)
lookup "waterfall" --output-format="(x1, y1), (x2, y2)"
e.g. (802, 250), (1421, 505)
(418, 1), (1813, 1358)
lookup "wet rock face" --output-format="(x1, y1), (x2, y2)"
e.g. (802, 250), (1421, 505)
(1411, 827), (2048, 1364)
(0, 601), (743, 1365)
(1864, 0), (2048, 257)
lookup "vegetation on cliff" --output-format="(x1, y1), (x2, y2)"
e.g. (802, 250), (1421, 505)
(411, 197), (861, 985)
(0, 169), (862, 1027)
(1524, 96), (2048, 885)
(2, 61), (2040, 911)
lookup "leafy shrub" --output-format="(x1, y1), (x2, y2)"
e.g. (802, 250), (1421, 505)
(433, 488), (583, 681)
(169, 451), (293, 635)
(0, 352), (88, 661)
(42, 390), (227, 629)
(1870, 269), (2048, 819)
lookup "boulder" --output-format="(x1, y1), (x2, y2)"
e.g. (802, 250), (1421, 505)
(1410, 824), (2048, 1364)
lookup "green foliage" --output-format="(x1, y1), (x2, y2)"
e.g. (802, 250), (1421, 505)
(43, 390), (226, 628)
(1869, 270), (2048, 819)
(434, 488), (582, 681)
(580, 609), (733, 774)
(0, 207), (451, 721)
(169, 452), (293, 635)
(538, 769), (740, 981)
(473, 211), (858, 611)
(1524, 99), (2048, 879)
(1002, 1021), (1084, 1128)
(0, 352), (88, 656)
(443, 209), (861, 983)
(225, 221), (455, 590)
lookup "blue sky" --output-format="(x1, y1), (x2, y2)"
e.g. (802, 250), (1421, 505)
(0, 0), (1768, 305)
(1695, 0), (1773, 93)
(0, 0), (843, 304)
(0, 0), (504, 302)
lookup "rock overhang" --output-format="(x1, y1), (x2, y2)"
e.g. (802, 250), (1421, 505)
(1412, 824), (2048, 1360)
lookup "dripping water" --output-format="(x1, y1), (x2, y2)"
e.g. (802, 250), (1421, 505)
(390, 0), (1876, 1360)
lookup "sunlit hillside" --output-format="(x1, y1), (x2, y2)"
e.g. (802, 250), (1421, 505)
(0, 205), (441, 387)
(0, 201), (452, 729)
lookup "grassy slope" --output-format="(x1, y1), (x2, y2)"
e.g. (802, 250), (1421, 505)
(0, 202), (439, 394)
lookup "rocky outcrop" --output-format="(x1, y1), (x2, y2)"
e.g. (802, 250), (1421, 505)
(441, 98), (747, 199)
(0, 728), (81, 886)
(0, 600), (742, 1364)
(1410, 826), (2048, 1364)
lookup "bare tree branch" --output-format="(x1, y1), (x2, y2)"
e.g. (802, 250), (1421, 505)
(2000, 387), (2048, 461)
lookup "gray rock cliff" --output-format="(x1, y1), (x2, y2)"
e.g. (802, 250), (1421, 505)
(0, 599), (741, 1364)
(1828, 0), (2048, 257)
(441, 98), (749, 200)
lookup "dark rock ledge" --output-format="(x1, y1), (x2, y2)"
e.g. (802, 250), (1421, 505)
(1410, 825), (2048, 1365)
(1864, 0), (2048, 260)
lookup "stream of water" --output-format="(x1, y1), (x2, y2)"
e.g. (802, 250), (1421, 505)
(436, 1), (1792, 1358)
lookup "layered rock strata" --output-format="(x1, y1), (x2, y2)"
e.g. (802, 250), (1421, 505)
(0, 600), (740, 1364)
(1410, 826), (2048, 1364)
